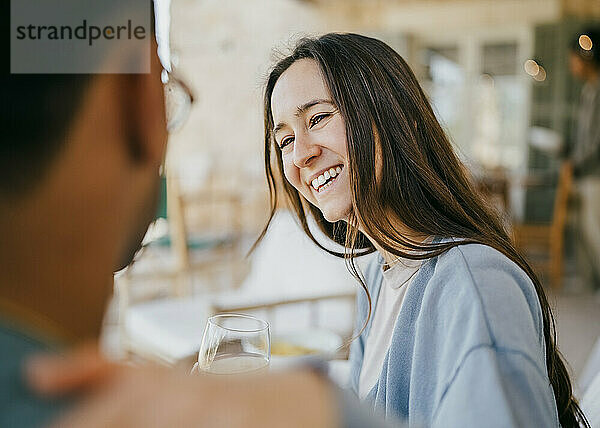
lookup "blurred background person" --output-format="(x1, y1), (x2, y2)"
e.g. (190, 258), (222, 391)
(568, 28), (600, 293)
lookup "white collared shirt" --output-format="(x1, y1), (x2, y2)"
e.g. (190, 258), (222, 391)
(358, 256), (422, 399)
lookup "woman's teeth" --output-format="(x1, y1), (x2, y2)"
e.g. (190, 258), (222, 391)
(311, 166), (343, 191)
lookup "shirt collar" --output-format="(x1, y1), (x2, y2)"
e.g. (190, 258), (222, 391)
(380, 255), (422, 290)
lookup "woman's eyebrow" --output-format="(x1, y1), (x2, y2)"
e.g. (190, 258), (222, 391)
(273, 122), (287, 137)
(294, 98), (335, 117)
(273, 98), (335, 137)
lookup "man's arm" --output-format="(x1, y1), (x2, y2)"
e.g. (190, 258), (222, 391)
(26, 346), (398, 428)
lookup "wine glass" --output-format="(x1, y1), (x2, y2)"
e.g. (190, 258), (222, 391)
(194, 313), (270, 375)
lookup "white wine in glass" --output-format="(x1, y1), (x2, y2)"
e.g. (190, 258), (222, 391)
(196, 313), (270, 375)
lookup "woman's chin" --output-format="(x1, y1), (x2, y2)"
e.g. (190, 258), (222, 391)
(320, 206), (351, 224)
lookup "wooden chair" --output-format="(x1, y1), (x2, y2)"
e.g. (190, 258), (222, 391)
(115, 208), (358, 365)
(512, 162), (573, 290)
(115, 173), (248, 363)
(166, 173), (247, 293)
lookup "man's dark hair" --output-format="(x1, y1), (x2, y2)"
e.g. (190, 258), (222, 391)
(570, 27), (600, 67)
(1, 0), (92, 196)
(1, 73), (92, 196)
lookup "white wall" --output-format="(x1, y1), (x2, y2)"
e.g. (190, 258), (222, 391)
(166, 0), (327, 183)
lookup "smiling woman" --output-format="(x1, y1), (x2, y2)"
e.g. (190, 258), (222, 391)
(254, 33), (589, 427)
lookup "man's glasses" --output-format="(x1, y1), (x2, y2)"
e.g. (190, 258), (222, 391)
(162, 68), (194, 133)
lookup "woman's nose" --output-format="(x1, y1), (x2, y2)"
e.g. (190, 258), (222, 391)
(293, 133), (321, 168)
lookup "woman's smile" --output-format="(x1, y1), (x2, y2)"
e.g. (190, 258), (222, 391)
(308, 164), (344, 193)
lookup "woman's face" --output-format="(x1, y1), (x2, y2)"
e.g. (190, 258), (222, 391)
(270, 59), (353, 223)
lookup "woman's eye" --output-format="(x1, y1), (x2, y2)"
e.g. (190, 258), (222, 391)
(279, 136), (294, 149)
(309, 113), (330, 128)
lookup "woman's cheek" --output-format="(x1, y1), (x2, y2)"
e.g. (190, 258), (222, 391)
(283, 162), (315, 203)
(283, 162), (301, 190)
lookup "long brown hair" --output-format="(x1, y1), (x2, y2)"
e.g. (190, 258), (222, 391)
(255, 33), (587, 427)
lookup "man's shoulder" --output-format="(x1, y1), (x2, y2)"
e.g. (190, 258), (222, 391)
(0, 322), (51, 354)
(0, 322), (68, 428)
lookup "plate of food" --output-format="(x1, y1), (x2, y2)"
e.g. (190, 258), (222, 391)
(270, 329), (343, 363)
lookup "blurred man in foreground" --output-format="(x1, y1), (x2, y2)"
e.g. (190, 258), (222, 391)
(1, 3), (389, 427)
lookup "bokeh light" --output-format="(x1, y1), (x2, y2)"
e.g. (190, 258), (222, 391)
(524, 59), (540, 76)
(579, 34), (593, 51)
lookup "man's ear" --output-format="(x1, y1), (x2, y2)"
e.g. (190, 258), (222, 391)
(120, 52), (167, 167)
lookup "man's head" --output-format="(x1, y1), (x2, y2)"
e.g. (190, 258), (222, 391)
(569, 28), (600, 82)
(2, 33), (166, 273)
(0, 2), (168, 339)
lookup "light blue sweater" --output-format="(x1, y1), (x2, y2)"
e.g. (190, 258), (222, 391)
(349, 241), (561, 427)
